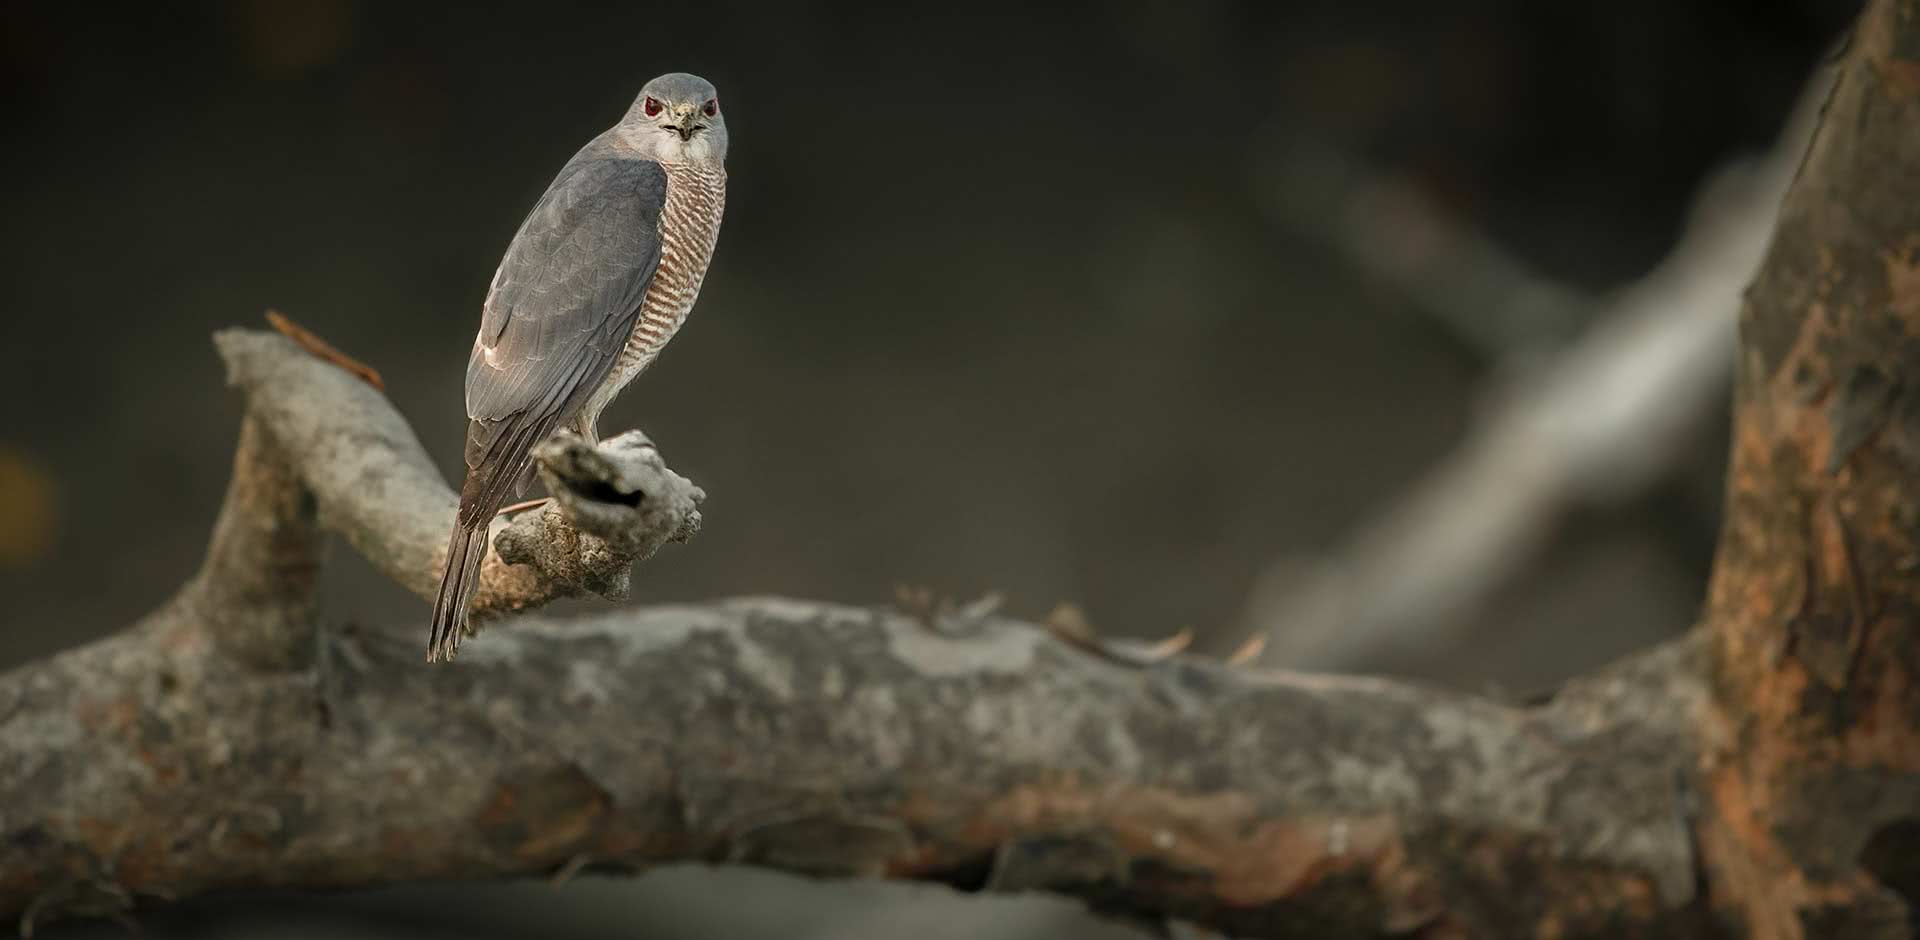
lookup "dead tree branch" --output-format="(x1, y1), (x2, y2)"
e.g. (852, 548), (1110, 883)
(0, 567), (1710, 936)
(214, 329), (702, 636)
(0, 328), (1715, 937)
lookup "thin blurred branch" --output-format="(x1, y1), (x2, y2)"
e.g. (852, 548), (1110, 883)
(1261, 146), (1594, 360)
(1240, 71), (1828, 671)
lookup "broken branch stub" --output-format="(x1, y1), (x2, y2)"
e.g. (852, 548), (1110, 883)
(493, 430), (705, 600)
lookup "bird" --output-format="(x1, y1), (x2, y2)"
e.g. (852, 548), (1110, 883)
(427, 72), (729, 662)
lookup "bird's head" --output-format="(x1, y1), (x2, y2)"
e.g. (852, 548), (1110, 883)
(620, 72), (728, 166)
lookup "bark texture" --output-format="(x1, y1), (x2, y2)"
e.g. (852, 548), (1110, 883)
(1698, 1), (1920, 936)
(0, 595), (1711, 937)
(2, 3), (1919, 936)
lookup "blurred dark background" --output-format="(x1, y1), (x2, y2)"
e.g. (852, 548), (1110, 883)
(0, 0), (1855, 936)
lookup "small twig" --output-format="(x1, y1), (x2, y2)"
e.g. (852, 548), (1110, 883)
(1116, 627), (1194, 663)
(266, 310), (385, 390)
(549, 854), (592, 885)
(1225, 633), (1266, 666)
(495, 497), (553, 517)
(1042, 604), (1198, 667)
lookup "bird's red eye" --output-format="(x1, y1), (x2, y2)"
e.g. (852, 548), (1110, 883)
(643, 96), (662, 117)
(702, 99), (718, 117)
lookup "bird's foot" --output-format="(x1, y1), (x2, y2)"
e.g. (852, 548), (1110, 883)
(489, 430), (704, 601)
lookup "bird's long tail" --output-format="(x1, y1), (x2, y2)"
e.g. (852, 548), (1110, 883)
(427, 520), (492, 662)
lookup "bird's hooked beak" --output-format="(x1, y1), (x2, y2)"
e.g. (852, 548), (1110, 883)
(663, 102), (701, 141)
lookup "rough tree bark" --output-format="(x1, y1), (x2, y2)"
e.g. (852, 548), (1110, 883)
(0, 2), (1916, 937)
(1696, 2), (1920, 936)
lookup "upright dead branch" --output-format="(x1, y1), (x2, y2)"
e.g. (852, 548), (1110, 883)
(1697, 1), (1920, 935)
(214, 328), (703, 627)
(178, 415), (323, 670)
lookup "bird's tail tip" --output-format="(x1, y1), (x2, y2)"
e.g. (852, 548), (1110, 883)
(427, 522), (491, 663)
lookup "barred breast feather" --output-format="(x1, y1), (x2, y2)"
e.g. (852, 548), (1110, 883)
(582, 162), (726, 432)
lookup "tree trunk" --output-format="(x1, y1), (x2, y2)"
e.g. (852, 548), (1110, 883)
(1698, 1), (1920, 935)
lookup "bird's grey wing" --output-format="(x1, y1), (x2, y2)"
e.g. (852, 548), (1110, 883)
(457, 153), (668, 522)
